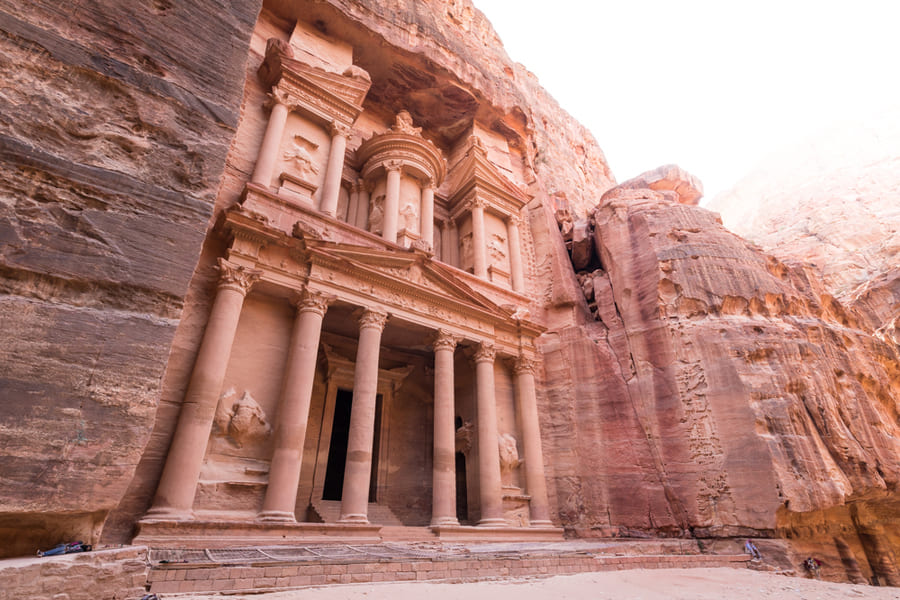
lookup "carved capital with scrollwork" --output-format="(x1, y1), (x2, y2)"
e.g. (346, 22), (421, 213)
(384, 159), (403, 173)
(330, 120), (351, 138)
(514, 355), (539, 375)
(431, 329), (461, 353)
(467, 197), (487, 212)
(473, 342), (496, 364)
(358, 308), (389, 331)
(292, 289), (335, 317)
(264, 86), (295, 112)
(217, 258), (262, 296)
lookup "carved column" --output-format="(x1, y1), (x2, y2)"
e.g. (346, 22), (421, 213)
(339, 309), (389, 523)
(514, 356), (553, 526)
(382, 161), (402, 243)
(420, 179), (435, 252)
(259, 290), (333, 522)
(474, 343), (504, 526)
(431, 330), (460, 527)
(470, 199), (488, 278)
(347, 181), (361, 228)
(146, 259), (261, 519)
(320, 121), (350, 217)
(251, 89), (291, 187)
(507, 215), (525, 292)
(448, 219), (460, 267)
(356, 181), (371, 230)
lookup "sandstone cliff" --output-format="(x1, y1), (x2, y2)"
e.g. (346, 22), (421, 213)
(707, 111), (900, 340)
(1, 0), (897, 584)
(0, 0), (260, 556)
(549, 171), (900, 583)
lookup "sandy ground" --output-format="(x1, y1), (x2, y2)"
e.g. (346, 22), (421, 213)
(176, 568), (900, 600)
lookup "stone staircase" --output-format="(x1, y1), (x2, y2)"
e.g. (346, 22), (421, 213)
(146, 539), (753, 595)
(309, 500), (404, 526)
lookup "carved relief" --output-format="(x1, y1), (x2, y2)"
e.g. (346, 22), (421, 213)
(455, 420), (474, 455)
(369, 194), (385, 235)
(459, 232), (474, 265)
(488, 233), (507, 263)
(391, 110), (422, 136)
(400, 202), (418, 233)
(498, 433), (521, 474)
(214, 388), (272, 448)
(283, 138), (319, 179)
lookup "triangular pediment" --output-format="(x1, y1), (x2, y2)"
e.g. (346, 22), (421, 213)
(447, 139), (531, 210)
(284, 58), (371, 108)
(306, 242), (510, 318)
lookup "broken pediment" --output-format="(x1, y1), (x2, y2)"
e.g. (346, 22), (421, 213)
(258, 37), (371, 127)
(447, 136), (531, 217)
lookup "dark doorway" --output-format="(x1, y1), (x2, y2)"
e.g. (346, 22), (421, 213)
(322, 389), (383, 502)
(322, 389), (353, 501)
(455, 451), (468, 523)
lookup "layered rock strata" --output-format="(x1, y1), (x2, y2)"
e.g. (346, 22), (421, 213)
(0, 0), (260, 556)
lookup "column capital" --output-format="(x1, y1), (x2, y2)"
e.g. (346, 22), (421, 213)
(384, 159), (404, 173)
(467, 197), (487, 211)
(330, 120), (351, 137)
(507, 214), (523, 228)
(431, 330), (460, 352)
(292, 289), (335, 316)
(217, 258), (262, 296)
(514, 355), (540, 375)
(473, 342), (496, 364)
(421, 176), (436, 190)
(265, 86), (295, 111)
(358, 308), (389, 331)
(447, 218), (457, 231)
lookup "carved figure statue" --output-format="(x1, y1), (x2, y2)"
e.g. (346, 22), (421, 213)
(498, 433), (521, 474)
(400, 202), (418, 232)
(368, 194), (385, 235)
(283, 141), (318, 179)
(213, 388), (272, 448)
(391, 110), (422, 135)
(459, 233), (473, 264)
(455, 420), (474, 455)
(488, 233), (507, 263)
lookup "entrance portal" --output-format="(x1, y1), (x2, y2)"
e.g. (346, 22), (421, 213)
(321, 389), (382, 502)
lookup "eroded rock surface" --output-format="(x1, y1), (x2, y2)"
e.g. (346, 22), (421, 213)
(708, 112), (900, 337)
(0, 0), (259, 556)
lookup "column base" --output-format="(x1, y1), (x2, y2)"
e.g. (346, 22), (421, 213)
(257, 510), (297, 523)
(477, 517), (507, 527)
(338, 513), (370, 524)
(529, 519), (556, 528)
(143, 506), (195, 522)
(430, 516), (460, 527)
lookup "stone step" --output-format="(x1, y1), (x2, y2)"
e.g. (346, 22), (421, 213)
(310, 500), (404, 526)
(379, 526), (438, 542)
(146, 544), (751, 595)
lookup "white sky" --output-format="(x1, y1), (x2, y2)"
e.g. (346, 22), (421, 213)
(473, 0), (900, 199)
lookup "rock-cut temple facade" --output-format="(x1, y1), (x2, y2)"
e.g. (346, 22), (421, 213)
(1, 0), (899, 586)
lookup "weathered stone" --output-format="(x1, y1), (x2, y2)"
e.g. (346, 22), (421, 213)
(0, 0), (260, 557)
(615, 164), (704, 205)
(0, 0), (897, 588)
(569, 219), (594, 271)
